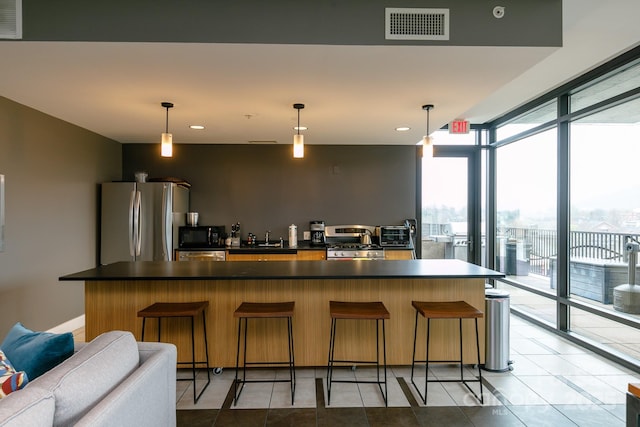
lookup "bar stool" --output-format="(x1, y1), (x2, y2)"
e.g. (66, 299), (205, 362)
(138, 301), (210, 404)
(410, 300), (483, 404)
(233, 301), (296, 406)
(326, 301), (390, 406)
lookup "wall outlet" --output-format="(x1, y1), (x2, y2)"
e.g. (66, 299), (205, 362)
(303, 231), (311, 240)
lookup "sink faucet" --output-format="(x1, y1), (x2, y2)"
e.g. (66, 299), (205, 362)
(265, 230), (271, 244)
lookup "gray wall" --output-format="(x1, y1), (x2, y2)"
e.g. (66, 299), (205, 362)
(123, 144), (416, 239)
(0, 96), (121, 336)
(22, 0), (562, 47)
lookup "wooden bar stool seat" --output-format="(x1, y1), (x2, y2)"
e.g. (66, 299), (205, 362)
(233, 301), (296, 406)
(411, 300), (484, 404)
(327, 301), (390, 406)
(138, 301), (210, 404)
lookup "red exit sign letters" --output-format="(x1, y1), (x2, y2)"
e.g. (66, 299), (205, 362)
(449, 119), (470, 134)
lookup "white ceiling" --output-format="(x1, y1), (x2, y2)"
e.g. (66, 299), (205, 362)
(0, 0), (638, 147)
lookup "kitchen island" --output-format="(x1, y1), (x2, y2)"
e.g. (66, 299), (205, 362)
(60, 260), (503, 367)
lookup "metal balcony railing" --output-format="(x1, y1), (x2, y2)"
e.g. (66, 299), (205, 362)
(500, 228), (639, 277)
(423, 223), (640, 277)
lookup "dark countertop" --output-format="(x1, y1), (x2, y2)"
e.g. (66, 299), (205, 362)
(60, 259), (504, 281)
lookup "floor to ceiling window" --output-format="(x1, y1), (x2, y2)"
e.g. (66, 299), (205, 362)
(568, 94), (640, 359)
(489, 46), (640, 368)
(495, 128), (557, 326)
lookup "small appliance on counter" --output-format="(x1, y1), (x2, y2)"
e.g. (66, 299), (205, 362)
(186, 212), (199, 226)
(229, 222), (241, 247)
(178, 225), (225, 249)
(378, 225), (411, 247)
(310, 220), (326, 246)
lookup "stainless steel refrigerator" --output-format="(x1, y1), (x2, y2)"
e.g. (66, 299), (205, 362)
(100, 182), (189, 264)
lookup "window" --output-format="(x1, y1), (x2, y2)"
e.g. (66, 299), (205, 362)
(568, 97), (640, 358)
(495, 129), (557, 324)
(571, 59), (640, 112)
(496, 100), (557, 141)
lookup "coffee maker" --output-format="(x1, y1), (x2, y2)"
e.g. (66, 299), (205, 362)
(310, 221), (326, 246)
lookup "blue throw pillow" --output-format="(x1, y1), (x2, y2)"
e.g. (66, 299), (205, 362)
(0, 322), (74, 380)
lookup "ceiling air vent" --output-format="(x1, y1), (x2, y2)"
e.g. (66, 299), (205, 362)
(385, 7), (449, 41)
(0, 0), (22, 39)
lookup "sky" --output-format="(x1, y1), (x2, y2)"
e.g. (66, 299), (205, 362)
(422, 123), (640, 221)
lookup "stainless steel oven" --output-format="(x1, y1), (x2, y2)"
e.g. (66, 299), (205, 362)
(326, 244), (385, 260)
(324, 225), (385, 260)
(176, 250), (226, 261)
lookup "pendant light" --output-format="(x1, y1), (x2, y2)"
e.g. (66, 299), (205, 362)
(421, 104), (434, 158)
(293, 103), (305, 158)
(160, 102), (174, 158)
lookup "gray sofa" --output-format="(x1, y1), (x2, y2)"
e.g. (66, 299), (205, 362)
(0, 330), (177, 427)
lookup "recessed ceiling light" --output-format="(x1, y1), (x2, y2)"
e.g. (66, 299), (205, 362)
(395, 126), (411, 132)
(293, 126), (308, 131)
(189, 125), (205, 130)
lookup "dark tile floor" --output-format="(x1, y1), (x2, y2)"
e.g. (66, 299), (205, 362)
(177, 377), (601, 426)
(176, 316), (632, 426)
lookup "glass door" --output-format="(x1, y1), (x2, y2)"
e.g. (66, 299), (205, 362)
(421, 146), (482, 265)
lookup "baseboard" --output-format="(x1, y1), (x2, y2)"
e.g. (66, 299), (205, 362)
(47, 314), (85, 334)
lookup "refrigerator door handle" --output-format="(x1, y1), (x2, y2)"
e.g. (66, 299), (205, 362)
(161, 184), (171, 261)
(128, 189), (136, 258)
(134, 190), (142, 257)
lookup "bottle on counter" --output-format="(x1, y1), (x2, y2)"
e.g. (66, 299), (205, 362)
(288, 224), (298, 248)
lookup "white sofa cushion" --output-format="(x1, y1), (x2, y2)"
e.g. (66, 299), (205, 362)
(75, 342), (177, 427)
(0, 385), (55, 426)
(31, 331), (139, 427)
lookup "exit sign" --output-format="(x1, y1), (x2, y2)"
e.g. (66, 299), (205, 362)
(449, 120), (470, 134)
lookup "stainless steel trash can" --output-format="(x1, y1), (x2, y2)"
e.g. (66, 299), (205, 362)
(483, 288), (512, 372)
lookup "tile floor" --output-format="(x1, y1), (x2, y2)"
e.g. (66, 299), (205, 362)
(175, 315), (639, 426)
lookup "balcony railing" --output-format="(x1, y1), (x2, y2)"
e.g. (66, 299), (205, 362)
(423, 224), (639, 277)
(500, 228), (639, 277)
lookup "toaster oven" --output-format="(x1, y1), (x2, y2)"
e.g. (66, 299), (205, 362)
(379, 225), (411, 247)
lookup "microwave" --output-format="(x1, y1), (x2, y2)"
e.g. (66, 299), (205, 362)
(379, 225), (411, 247)
(178, 226), (225, 249)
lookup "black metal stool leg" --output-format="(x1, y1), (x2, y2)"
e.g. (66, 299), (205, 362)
(190, 315), (197, 403)
(475, 318), (484, 404)
(234, 317), (243, 405)
(424, 317), (431, 405)
(201, 310), (211, 384)
(326, 318), (337, 405)
(459, 318), (464, 383)
(288, 316), (295, 405)
(141, 317), (146, 341)
(381, 318), (388, 406)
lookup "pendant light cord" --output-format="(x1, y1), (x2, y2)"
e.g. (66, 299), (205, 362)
(426, 108), (429, 136)
(422, 104), (434, 138)
(165, 106), (169, 133)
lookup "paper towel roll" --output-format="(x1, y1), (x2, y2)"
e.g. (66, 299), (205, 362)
(288, 224), (298, 248)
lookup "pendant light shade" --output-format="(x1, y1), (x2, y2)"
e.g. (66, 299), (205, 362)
(293, 134), (304, 158)
(160, 102), (174, 158)
(421, 104), (434, 158)
(293, 103), (305, 159)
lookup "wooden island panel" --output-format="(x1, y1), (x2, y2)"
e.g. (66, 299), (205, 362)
(85, 276), (486, 368)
